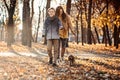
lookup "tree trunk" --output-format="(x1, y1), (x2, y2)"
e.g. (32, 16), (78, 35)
(87, 0), (92, 44)
(91, 31), (96, 44)
(46, 0), (51, 17)
(44, 0), (51, 44)
(7, 24), (14, 46)
(116, 26), (120, 48)
(83, 0), (88, 23)
(80, 11), (84, 45)
(0, 23), (1, 40)
(22, 0), (29, 46)
(0, 25), (4, 41)
(76, 20), (79, 44)
(22, 0), (34, 47)
(105, 0), (112, 46)
(28, 0), (34, 47)
(102, 27), (105, 43)
(22, 4), (27, 46)
(3, 0), (16, 46)
(113, 25), (117, 47)
(66, 0), (72, 46)
(7, 1), (16, 46)
(83, 0), (87, 43)
(102, 26), (107, 46)
(111, 0), (120, 48)
(0, 16), (4, 41)
(106, 24), (112, 46)
(83, 28), (87, 43)
(27, 18), (31, 47)
(66, 0), (71, 14)
(35, 7), (41, 43)
(94, 26), (100, 43)
(22, 0), (31, 47)
(113, 25), (120, 49)
(118, 26), (120, 44)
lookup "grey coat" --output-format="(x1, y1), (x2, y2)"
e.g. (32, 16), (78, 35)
(42, 16), (62, 40)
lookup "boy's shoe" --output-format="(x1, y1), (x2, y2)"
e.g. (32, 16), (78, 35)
(57, 55), (60, 59)
(56, 59), (60, 64)
(52, 63), (57, 67)
(49, 58), (53, 64)
(56, 57), (65, 65)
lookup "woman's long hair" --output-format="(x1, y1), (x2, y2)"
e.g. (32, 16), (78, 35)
(55, 6), (67, 21)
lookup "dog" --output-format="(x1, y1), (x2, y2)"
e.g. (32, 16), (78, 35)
(68, 55), (75, 66)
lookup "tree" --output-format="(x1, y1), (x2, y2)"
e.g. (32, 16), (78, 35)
(87, 0), (92, 44)
(113, 25), (120, 49)
(111, 0), (120, 48)
(29, 0), (34, 47)
(74, 1), (80, 44)
(35, 6), (41, 43)
(74, 0), (84, 45)
(43, 0), (51, 44)
(46, 0), (51, 17)
(22, 0), (30, 46)
(76, 15), (79, 44)
(94, 26), (100, 43)
(22, 0), (34, 47)
(105, 0), (112, 46)
(66, 0), (71, 14)
(3, 0), (16, 46)
(80, 0), (84, 45)
(0, 9), (5, 41)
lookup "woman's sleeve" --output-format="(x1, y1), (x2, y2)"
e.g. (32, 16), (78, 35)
(67, 15), (75, 35)
(67, 15), (72, 28)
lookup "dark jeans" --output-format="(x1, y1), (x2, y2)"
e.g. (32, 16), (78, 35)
(60, 38), (68, 48)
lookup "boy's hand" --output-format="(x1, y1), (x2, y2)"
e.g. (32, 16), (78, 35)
(59, 26), (64, 30)
(42, 35), (45, 37)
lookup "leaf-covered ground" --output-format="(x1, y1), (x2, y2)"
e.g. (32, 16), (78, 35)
(0, 41), (120, 80)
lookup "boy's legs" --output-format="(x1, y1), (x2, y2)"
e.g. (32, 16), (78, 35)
(53, 39), (59, 64)
(47, 39), (53, 64)
(58, 39), (60, 59)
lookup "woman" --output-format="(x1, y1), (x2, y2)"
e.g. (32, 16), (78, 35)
(42, 8), (63, 67)
(56, 6), (76, 60)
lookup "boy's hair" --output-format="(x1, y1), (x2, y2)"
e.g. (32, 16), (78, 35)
(47, 7), (55, 12)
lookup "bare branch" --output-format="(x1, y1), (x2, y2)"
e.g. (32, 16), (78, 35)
(74, 1), (80, 11)
(3, 0), (9, 12)
(99, 0), (112, 14)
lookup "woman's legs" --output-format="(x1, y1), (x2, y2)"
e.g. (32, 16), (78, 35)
(61, 38), (67, 58)
(61, 47), (65, 58)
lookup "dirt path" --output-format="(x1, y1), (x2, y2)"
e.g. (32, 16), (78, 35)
(0, 50), (120, 80)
